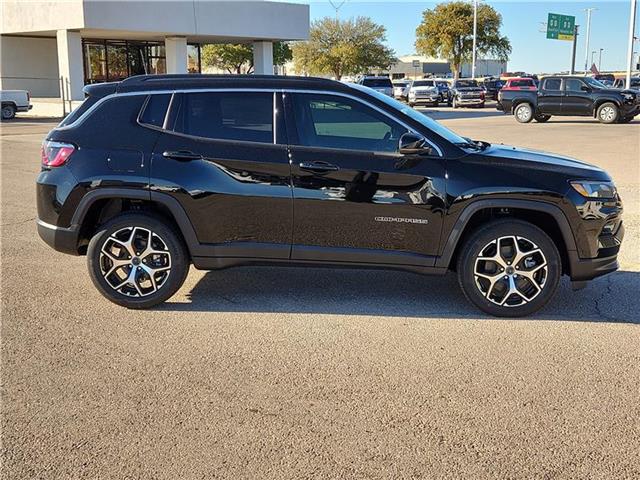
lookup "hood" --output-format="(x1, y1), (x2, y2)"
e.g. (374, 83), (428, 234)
(480, 144), (609, 178)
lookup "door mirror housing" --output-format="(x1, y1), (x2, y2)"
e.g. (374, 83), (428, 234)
(581, 85), (592, 93)
(399, 132), (433, 156)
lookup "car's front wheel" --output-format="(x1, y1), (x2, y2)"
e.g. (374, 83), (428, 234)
(597, 102), (619, 124)
(534, 114), (551, 123)
(87, 212), (189, 309)
(457, 219), (561, 317)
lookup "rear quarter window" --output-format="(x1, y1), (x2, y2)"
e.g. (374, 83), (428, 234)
(139, 94), (171, 128)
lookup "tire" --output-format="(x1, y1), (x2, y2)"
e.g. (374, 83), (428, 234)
(87, 212), (190, 309)
(534, 114), (551, 123)
(477, 102), (485, 109)
(409, 101), (415, 108)
(514, 103), (534, 123)
(452, 97), (458, 109)
(456, 219), (561, 317)
(1, 104), (16, 120)
(596, 102), (619, 124)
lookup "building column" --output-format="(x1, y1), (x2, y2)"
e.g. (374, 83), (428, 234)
(165, 37), (188, 74)
(253, 41), (274, 75)
(56, 30), (84, 101)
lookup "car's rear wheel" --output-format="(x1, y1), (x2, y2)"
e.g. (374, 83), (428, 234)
(534, 114), (551, 123)
(1, 104), (16, 120)
(514, 103), (534, 123)
(457, 219), (561, 317)
(452, 97), (458, 109)
(87, 212), (189, 309)
(597, 102), (619, 124)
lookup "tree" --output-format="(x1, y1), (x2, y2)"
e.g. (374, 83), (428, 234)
(200, 42), (293, 74)
(415, 1), (511, 79)
(292, 17), (396, 80)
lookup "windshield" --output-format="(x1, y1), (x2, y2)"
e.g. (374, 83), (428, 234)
(455, 80), (478, 88)
(412, 80), (435, 87)
(348, 83), (468, 146)
(362, 78), (392, 88)
(584, 77), (607, 89)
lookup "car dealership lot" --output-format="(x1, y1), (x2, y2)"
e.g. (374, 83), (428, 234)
(2, 113), (639, 478)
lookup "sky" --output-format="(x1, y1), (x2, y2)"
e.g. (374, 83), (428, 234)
(287, 0), (639, 73)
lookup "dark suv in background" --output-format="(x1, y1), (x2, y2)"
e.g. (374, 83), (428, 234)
(37, 75), (624, 317)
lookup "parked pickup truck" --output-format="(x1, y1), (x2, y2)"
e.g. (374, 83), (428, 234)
(497, 76), (640, 124)
(1, 90), (32, 120)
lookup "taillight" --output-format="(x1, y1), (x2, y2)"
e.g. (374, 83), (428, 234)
(41, 141), (75, 167)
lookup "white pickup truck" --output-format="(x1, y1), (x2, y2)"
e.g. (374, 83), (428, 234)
(1, 90), (32, 120)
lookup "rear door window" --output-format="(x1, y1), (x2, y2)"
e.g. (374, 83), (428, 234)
(542, 78), (562, 91)
(174, 92), (273, 143)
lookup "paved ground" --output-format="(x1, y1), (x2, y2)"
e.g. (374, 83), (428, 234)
(1, 110), (639, 479)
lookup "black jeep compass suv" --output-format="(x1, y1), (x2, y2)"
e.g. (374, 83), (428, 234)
(36, 75), (624, 317)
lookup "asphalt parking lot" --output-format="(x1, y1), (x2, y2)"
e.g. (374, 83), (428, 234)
(2, 109), (639, 478)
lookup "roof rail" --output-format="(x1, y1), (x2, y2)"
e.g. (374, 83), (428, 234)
(119, 74), (337, 86)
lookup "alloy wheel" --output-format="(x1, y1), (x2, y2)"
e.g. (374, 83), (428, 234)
(600, 106), (615, 122)
(516, 105), (532, 122)
(473, 235), (548, 307)
(99, 226), (172, 297)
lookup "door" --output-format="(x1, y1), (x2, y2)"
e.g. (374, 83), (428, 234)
(562, 78), (593, 115)
(538, 78), (564, 114)
(151, 91), (293, 259)
(285, 92), (446, 266)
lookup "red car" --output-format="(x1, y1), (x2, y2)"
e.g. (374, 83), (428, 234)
(501, 77), (538, 91)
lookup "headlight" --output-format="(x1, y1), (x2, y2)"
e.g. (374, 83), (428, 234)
(570, 180), (616, 199)
(621, 92), (635, 102)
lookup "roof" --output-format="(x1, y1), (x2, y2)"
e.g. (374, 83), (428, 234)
(115, 74), (348, 93)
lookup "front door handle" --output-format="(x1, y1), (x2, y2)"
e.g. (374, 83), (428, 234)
(299, 161), (340, 172)
(162, 150), (202, 161)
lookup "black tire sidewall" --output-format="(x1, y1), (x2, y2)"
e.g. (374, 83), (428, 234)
(457, 219), (561, 317)
(2, 105), (16, 120)
(87, 212), (189, 309)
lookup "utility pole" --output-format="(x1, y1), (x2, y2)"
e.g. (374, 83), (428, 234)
(328, 0), (347, 19)
(598, 48), (604, 71)
(626, 0), (638, 89)
(583, 8), (597, 74)
(570, 25), (579, 74)
(472, 0), (478, 79)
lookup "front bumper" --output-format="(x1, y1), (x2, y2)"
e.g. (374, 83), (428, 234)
(411, 95), (441, 104)
(37, 219), (80, 255)
(456, 97), (484, 105)
(568, 220), (624, 281)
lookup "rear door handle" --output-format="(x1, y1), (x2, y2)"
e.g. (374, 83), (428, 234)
(162, 150), (202, 161)
(299, 161), (340, 172)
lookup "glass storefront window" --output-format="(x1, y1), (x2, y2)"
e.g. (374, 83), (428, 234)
(187, 44), (201, 73)
(84, 43), (107, 84)
(83, 39), (199, 84)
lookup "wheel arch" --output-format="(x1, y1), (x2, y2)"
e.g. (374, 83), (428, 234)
(437, 199), (578, 275)
(72, 189), (200, 257)
(510, 98), (535, 113)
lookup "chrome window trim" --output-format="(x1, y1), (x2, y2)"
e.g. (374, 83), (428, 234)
(55, 86), (444, 156)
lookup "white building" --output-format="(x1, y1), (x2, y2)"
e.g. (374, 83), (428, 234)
(390, 55), (507, 80)
(0, 0), (309, 100)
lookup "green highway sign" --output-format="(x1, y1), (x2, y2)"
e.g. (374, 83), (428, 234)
(546, 13), (575, 41)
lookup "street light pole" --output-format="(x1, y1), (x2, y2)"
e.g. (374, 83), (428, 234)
(626, 0), (638, 89)
(598, 48), (604, 71)
(583, 8), (596, 74)
(472, 0), (478, 79)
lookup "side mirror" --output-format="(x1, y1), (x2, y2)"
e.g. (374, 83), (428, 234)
(399, 132), (433, 156)
(581, 85), (592, 92)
